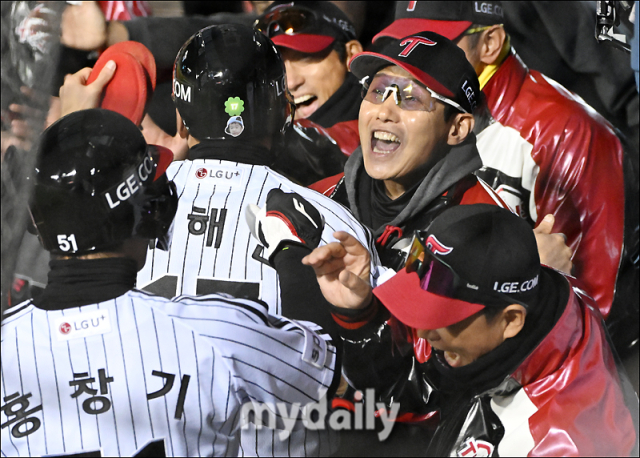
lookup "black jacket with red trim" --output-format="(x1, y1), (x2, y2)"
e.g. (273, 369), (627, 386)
(334, 272), (639, 456)
(310, 135), (507, 270)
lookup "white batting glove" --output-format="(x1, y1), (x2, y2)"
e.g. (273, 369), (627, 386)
(245, 189), (325, 265)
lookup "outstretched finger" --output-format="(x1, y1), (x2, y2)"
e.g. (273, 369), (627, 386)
(303, 242), (345, 264)
(333, 231), (368, 254)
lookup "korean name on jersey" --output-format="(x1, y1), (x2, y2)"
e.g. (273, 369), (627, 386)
(137, 160), (378, 314)
(1, 290), (336, 457)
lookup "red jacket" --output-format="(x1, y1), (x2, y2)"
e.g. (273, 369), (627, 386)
(337, 273), (638, 456)
(477, 52), (626, 321)
(411, 277), (638, 456)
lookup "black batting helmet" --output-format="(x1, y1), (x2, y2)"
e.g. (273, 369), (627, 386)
(172, 24), (295, 144)
(30, 109), (178, 256)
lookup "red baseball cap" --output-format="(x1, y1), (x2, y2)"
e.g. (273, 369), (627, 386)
(373, 204), (542, 330)
(374, 268), (486, 330)
(86, 41), (156, 125)
(349, 31), (480, 113)
(255, 1), (356, 54)
(374, 1), (504, 43)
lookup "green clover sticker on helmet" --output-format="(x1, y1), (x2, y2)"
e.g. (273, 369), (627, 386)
(225, 97), (245, 116)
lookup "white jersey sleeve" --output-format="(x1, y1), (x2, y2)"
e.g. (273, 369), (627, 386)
(0, 290), (336, 457)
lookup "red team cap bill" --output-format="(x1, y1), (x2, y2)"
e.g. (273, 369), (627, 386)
(255, 1), (357, 54)
(349, 31), (480, 114)
(374, 1), (504, 43)
(373, 204), (542, 330)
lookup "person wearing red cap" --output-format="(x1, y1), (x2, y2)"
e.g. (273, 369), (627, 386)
(303, 204), (639, 456)
(309, 30), (571, 275)
(373, 1), (639, 355)
(253, 1), (366, 184)
(255, 1), (363, 123)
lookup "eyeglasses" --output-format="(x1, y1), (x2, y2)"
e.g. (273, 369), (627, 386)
(255, 6), (316, 38)
(405, 232), (530, 309)
(362, 74), (467, 113)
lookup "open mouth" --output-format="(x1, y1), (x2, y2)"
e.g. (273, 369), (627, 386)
(432, 347), (464, 368)
(443, 351), (462, 367)
(294, 94), (317, 108)
(371, 130), (401, 154)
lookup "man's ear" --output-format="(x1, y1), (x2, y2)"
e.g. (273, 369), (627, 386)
(344, 40), (363, 65)
(447, 112), (474, 145)
(501, 304), (527, 340)
(478, 25), (506, 66)
(175, 108), (189, 139)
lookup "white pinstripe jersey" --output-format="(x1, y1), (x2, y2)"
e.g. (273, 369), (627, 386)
(137, 159), (378, 313)
(136, 159), (377, 456)
(0, 290), (336, 457)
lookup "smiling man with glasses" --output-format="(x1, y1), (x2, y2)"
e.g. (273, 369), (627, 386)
(313, 30), (507, 269)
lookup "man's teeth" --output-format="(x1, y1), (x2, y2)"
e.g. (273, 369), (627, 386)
(294, 94), (315, 105)
(373, 131), (400, 143)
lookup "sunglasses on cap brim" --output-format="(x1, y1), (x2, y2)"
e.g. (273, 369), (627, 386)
(361, 73), (468, 113)
(255, 6), (336, 39)
(406, 232), (531, 309)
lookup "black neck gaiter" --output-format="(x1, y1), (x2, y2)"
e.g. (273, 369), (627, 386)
(33, 257), (138, 311)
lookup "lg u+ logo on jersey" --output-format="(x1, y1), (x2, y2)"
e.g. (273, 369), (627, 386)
(194, 166), (243, 183)
(55, 310), (112, 341)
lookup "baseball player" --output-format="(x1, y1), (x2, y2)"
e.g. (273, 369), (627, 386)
(1, 109), (339, 457)
(135, 24), (379, 456)
(136, 24), (377, 308)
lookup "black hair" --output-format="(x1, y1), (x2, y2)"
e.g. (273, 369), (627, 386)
(465, 24), (485, 50)
(481, 305), (506, 321)
(443, 104), (459, 123)
(332, 40), (348, 63)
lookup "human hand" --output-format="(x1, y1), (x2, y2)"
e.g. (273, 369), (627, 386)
(534, 214), (573, 274)
(2, 87), (52, 157)
(302, 231), (372, 309)
(59, 61), (116, 117)
(60, 1), (107, 51)
(141, 115), (188, 160)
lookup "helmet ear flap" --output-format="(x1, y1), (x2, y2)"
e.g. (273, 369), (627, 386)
(134, 179), (178, 251)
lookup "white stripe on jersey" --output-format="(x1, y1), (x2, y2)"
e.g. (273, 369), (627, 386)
(137, 159), (379, 315)
(0, 291), (335, 457)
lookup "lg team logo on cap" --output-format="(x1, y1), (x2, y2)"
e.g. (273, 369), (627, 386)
(398, 36), (436, 57)
(425, 235), (453, 255)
